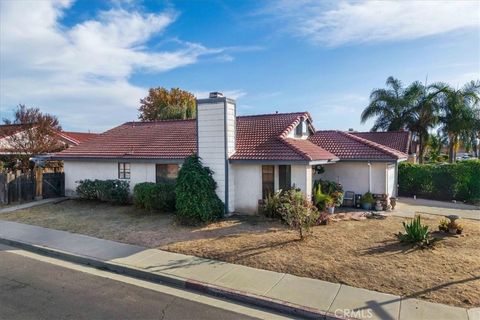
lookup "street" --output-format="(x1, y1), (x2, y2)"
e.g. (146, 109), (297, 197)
(0, 247), (284, 320)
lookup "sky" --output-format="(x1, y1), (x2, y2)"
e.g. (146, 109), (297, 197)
(0, 0), (479, 132)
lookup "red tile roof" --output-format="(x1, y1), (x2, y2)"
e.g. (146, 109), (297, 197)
(55, 112), (337, 162)
(308, 130), (408, 160)
(57, 131), (99, 145)
(55, 112), (409, 162)
(230, 112), (337, 162)
(57, 120), (197, 159)
(350, 131), (410, 154)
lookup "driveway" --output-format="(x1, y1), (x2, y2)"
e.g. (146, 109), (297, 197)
(395, 197), (480, 221)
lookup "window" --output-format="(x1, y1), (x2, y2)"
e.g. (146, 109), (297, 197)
(262, 165), (274, 199)
(156, 164), (179, 183)
(295, 120), (307, 137)
(279, 165), (291, 191)
(118, 162), (130, 179)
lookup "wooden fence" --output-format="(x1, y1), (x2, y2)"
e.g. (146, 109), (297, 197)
(0, 171), (64, 204)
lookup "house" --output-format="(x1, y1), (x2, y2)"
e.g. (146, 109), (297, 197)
(52, 92), (408, 214)
(0, 124), (98, 155)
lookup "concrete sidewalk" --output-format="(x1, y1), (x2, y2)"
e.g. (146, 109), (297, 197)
(395, 197), (480, 221)
(0, 197), (67, 214)
(0, 220), (476, 320)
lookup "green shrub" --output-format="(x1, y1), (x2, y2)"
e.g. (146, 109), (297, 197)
(76, 179), (98, 200)
(399, 160), (480, 202)
(262, 190), (283, 219)
(278, 189), (320, 240)
(175, 154), (224, 224)
(133, 182), (176, 212)
(76, 179), (130, 205)
(360, 192), (374, 205)
(397, 215), (434, 247)
(312, 180), (344, 209)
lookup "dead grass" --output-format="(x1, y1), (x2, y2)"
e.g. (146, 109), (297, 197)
(1, 199), (479, 308)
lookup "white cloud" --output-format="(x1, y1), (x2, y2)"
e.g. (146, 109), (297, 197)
(0, 0), (242, 131)
(264, 0), (480, 46)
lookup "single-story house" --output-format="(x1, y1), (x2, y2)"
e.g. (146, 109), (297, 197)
(52, 92), (408, 214)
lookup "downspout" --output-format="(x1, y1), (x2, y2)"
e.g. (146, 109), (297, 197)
(368, 161), (371, 192)
(385, 163), (388, 196)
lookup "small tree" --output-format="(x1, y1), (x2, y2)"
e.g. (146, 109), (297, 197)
(175, 154), (224, 224)
(278, 189), (320, 240)
(2, 105), (63, 169)
(138, 87), (196, 121)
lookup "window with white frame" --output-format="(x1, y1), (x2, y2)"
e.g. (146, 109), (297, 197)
(118, 162), (130, 179)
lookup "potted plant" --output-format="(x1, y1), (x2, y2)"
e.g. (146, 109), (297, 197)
(325, 196), (335, 214)
(447, 220), (462, 235)
(360, 192), (374, 210)
(438, 219), (449, 232)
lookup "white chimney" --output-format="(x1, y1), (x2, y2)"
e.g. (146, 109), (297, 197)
(196, 92), (236, 213)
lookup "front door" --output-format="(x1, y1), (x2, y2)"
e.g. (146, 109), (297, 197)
(279, 165), (291, 191)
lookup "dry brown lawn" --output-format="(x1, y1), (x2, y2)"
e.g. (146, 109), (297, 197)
(1, 199), (479, 308)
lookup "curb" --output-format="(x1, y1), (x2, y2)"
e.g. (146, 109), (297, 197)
(0, 236), (346, 320)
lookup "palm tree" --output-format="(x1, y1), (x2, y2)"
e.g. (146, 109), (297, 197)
(361, 77), (415, 131)
(361, 77), (442, 163)
(406, 81), (445, 163)
(426, 133), (445, 162)
(435, 81), (480, 163)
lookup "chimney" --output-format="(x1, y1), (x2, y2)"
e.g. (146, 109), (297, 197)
(196, 92), (236, 214)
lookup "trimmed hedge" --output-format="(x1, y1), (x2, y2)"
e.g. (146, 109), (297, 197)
(133, 182), (176, 212)
(76, 179), (130, 205)
(398, 160), (480, 203)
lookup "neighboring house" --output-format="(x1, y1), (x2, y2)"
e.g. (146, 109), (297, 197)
(0, 124), (98, 154)
(52, 93), (408, 214)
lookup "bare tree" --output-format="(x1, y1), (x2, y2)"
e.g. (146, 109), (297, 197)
(2, 105), (63, 169)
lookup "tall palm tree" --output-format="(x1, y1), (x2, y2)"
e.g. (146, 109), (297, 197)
(434, 81), (480, 163)
(361, 77), (415, 131)
(406, 81), (444, 163)
(361, 77), (442, 163)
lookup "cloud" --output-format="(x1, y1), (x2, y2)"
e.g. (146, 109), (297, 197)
(263, 0), (480, 46)
(0, 0), (242, 131)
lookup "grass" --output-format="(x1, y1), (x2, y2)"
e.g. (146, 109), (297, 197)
(1, 199), (479, 308)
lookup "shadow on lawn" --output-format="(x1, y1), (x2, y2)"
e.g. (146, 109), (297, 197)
(209, 237), (301, 261)
(361, 235), (446, 256)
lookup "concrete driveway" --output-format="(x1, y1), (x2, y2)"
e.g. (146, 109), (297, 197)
(395, 197), (480, 221)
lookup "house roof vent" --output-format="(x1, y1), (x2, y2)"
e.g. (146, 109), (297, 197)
(209, 92), (224, 98)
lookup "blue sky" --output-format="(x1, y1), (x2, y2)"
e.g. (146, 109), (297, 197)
(1, 0), (479, 132)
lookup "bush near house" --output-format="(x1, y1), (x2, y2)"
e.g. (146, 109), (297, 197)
(133, 182), (176, 213)
(398, 160), (480, 203)
(278, 189), (320, 240)
(175, 154), (224, 224)
(76, 179), (130, 205)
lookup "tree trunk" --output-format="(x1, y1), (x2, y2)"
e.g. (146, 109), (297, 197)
(418, 134), (425, 164)
(448, 134), (455, 163)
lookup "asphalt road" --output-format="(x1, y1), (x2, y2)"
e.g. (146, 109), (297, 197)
(0, 250), (260, 320)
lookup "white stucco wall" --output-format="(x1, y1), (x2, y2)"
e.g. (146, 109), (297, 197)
(291, 164), (312, 199)
(64, 160), (156, 196)
(233, 163), (313, 214)
(314, 161), (395, 195)
(234, 164), (262, 214)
